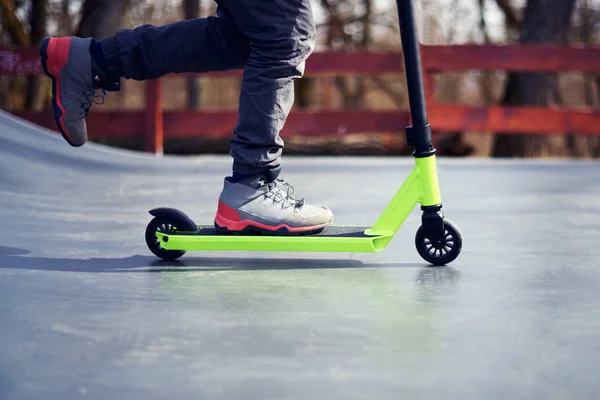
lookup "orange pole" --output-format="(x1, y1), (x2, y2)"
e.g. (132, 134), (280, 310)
(145, 79), (163, 155)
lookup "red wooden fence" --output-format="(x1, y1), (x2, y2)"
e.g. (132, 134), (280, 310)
(2, 44), (600, 154)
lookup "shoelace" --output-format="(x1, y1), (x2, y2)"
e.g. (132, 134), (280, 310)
(275, 178), (305, 208)
(80, 86), (107, 118)
(258, 179), (305, 209)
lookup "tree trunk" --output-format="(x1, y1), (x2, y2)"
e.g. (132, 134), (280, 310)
(75, 0), (132, 39)
(575, 0), (600, 158)
(25, 0), (47, 110)
(320, 0), (372, 109)
(59, 0), (73, 35)
(0, 0), (28, 45)
(491, 0), (576, 157)
(294, 78), (312, 109)
(351, 0), (371, 108)
(493, 0), (523, 32)
(184, 0), (201, 110)
(0, 0), (28, 109)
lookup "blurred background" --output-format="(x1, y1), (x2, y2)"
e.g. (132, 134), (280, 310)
(1, 0), (599, 157)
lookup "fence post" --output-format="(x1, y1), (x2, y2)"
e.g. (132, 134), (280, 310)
(145, 79), (164, 155)
(323, 77), (334, 109)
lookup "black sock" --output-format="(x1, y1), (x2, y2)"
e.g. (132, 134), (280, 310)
(89, 40), (121, 91)
(90, 41), (108, 74)
(230, 172), (252, 183)
(231, 162), (281, 183)
(230, 171), (281, 183)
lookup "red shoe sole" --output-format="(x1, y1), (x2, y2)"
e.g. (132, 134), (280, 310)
(214, 201), (328, 236)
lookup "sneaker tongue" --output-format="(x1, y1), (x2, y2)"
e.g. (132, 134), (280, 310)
(244, 174), (272, 187)
(233, 174), (303, 205)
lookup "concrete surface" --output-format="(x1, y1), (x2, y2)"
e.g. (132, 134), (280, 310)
(1, 110), (599, 399)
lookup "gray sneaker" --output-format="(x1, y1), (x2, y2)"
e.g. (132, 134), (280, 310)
(214, 175), (333, 235)
(40, 36), (116, 146)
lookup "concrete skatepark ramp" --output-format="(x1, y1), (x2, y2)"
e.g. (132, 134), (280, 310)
(1, 110), (599, 399)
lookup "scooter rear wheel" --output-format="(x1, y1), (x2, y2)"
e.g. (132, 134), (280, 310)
(145, 216), (187, 261)
(415, 218), (462, 266)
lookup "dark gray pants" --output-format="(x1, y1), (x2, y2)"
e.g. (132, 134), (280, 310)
(99, 0), (316, 180)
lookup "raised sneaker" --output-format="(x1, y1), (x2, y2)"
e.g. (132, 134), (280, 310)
(40, 36), (119, 147)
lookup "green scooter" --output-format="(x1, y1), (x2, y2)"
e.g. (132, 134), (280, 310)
(145, 0), (463, 266)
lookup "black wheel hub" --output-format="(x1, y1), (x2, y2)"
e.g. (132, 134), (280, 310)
(415, 218), (462, 266)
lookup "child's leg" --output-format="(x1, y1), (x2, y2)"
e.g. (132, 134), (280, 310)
(40, 7), (249, 147)
(218, 0), (316, 181)
(213, 0), (333, 236)
(99, 6), (250, 81)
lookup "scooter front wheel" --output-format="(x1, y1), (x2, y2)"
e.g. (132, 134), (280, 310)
(415, 218), (462, 266)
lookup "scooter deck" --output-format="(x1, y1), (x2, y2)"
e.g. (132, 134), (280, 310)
(197, 225), (371, 237)
(156, 224), (393, 253)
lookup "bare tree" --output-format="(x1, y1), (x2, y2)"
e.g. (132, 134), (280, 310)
(183, 0), (201, 110)
(59, 0), (73, 35)
(0, 0), (28, 45)
(0, 0), (27, 109)
(25, 0), (47, 110)
(575, 0), (600, 157)
(491, 0), (577, 157)
(493, 0), (523, 34)
(0, 0), (47, 110)
(318, 0), (377, 109)
(76, 0), (133, 39)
